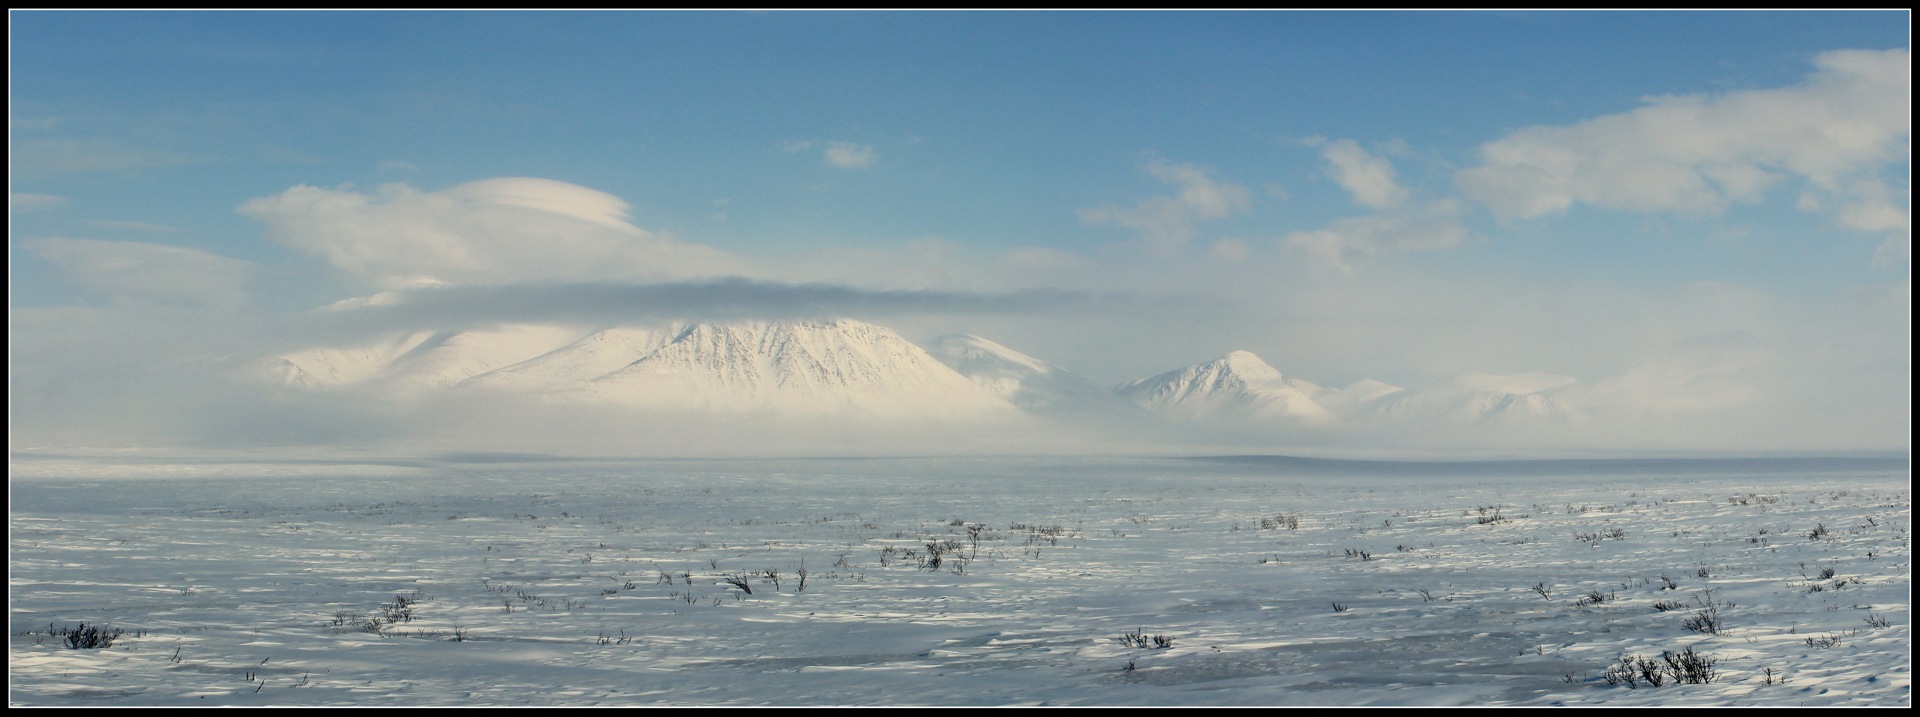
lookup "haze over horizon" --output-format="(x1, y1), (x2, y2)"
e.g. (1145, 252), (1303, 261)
(8, 11), (1911, 458)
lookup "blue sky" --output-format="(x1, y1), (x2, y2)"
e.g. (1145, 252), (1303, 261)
(8, 11), (1911, 454)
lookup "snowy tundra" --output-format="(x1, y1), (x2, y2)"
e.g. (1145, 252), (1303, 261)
(7, 454), (1908, 706)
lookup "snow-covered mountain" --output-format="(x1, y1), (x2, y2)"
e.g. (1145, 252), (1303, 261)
(263, 324), (581, 393)
(1311, 378), (1406, 417)
(462, 325), (683, 392)
(1359, 373), (1577, 426)
(259, 318), (1016, 420)
(1115, 350), (1336, 423)
(251, 316), (1582, 433)
(562, 320), (1015, 418)
(256, 331), (433, 389)
(1108, 350), (1576, 429)
(927, 334), (1132, 415)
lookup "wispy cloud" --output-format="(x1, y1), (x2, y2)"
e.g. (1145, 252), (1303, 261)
(300, 278), (1125, 338)
(23, 236), (255, 309)
(823, 141), (877, 169)
(237, 177), (749, 289)
(1281, 200), (1468, 274)
(1316, 139), (1407, 210)
(9, 193), (68, 212)
(9, 115), (63, 131)
(784, 140), (878, 169)
(1870, 233), (1910, 271)
(1079, 160), (1251, 252)
(1456, 49), (1910, 222)
(1272, 139), (1462, 273)
(86, 220), (182, 234)
(11, 138), (204, 178)
(1830, 178), (1912, 270)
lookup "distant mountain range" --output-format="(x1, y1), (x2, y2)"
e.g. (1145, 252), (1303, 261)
(250, 317), (1577, 429)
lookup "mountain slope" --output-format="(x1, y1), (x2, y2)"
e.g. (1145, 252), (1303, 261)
(559, 319), (1018, 419)
(1306, 378), (1407, 418)
(264, 325), (583, 393)
(1115, 350), (1335, 423)
(1360, 373), (1577, 425)
(252, 317), (1585, 433)
(264, 331), (437, 389)
(928, 334), (1131, 415)
(460, 325), (682, 392)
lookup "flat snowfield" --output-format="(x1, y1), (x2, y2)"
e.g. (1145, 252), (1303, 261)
(8, 455), (1909, 706)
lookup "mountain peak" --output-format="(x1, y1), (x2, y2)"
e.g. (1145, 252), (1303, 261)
(576, 318), (1015, 418)
(1117, 351), (1330, 423)
(1216, 350), (1283, 380)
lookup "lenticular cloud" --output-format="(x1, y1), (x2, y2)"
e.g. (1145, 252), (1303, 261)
(237, 178), (745, 288)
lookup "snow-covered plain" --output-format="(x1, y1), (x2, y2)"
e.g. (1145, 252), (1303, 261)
(8, 455), (1909, 706)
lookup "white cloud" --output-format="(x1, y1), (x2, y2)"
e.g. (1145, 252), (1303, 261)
(9, 193), (68, 212)
(1148, 161), (1248, 220)
(236, 177), (748, 288)
(823, 141), (877, 169)
(1824, 179), (1911, 270)
(1321, 139), (1407, 209)
(1456, 48), (1910, 221)
(24, 236), (255, 309)
(1281, 200), (1467, 274)
(1836, 179), (1910, 234)
(1080, 160), (1252, 252)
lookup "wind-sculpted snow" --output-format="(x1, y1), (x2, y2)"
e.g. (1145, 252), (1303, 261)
(7, 455), (1908, 706)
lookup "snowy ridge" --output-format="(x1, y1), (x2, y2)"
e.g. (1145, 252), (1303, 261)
(381, 325), (586, 391)
(254, 317), (1585, 431)
(266, 325), (583, 393)
(574, 319), (1015, 418)
(1115, 350), (1335, 422)
(264, 331), (437, 389)
(1360, 372), (1577, 425)
(1311, 378), (1407, 417)
(463, 325), (682, 392)
(259, 318), (1017, 420)
(928, 334), (1129, 414)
